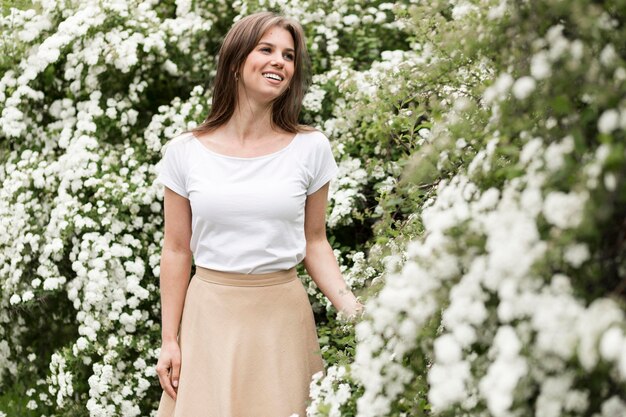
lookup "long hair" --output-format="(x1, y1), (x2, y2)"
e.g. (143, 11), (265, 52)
(187, 11), (312, 135)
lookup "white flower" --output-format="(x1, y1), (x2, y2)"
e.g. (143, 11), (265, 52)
(604, 173), (617, 191)
(328, 157), (368, 228)
(488, 0), (508, 20)
(483, 72), (514, 103)
(76, 337), (89, 351)
(302, 84), (326, 113)
(452, 2), (478, 19)
(162, 59), (178, 75)
(546, 117), (557, 129)
(531, 282), (582, 359)
(598, 109), (620, 134)
(342, 14), (359, 26)
(512, 76), (536, 100)
(577, 299), (625, 370)
(599, 327), (624, 362)
(418, 128), (431, 139)
(479, 326), (528, 417)
(563, 243), (590, 267)
(570, 39), (584, 62)
(542, 191), (587, 229)
(544, 135), (574, 172)
(19, 290), (35, 302)
(535, 375), (574, 417)
(599, 44), (617, 67)
(434, 334), (462, 364)
(563, 390), (589, 412)
(9, 294), (21, 305)
(531, 51), (551, 79)
(428, 361), (470, 409)
(520, 137), (544, 165)
(600, 396), (626, 417)
(474, 188), (500, 211)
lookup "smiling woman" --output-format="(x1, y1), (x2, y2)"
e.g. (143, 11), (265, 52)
(190, 11), (311, 136)
(153, 10), (363, 417)
(238, 26), (295, 111)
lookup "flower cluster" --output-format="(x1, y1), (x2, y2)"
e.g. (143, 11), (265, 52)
(0, 0), (415, 415)
(0, 0), (225, 414)
(306, 366), (355, 417)
(313, 0), (626, 416)
(2, 0), (625, 416)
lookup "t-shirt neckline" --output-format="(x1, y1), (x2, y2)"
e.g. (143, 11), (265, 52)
(190, 132), (301, 161)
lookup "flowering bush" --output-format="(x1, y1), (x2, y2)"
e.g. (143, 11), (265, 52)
(0, 0), (413, 415)
(2, 0), (625, 416)
(309, 0), (626, 416)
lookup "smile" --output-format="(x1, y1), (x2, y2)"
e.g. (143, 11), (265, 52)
(262, 72), (283, 81)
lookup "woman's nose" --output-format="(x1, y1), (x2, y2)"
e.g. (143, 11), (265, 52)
(271, 55), (284, 67)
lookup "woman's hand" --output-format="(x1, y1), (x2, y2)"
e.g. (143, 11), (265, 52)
(338, 301), (366, 323)
(156, 340), (181, 400)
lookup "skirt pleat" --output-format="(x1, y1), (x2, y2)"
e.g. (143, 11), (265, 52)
(155, 266), (325, 417)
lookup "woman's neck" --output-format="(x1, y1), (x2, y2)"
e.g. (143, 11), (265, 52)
(224, 93), (279, 142)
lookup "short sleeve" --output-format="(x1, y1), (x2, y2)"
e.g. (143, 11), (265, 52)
(156, 139), (189, 198)
(307, 133), (339, 195)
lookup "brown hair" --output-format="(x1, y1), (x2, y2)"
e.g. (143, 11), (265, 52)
(187, 11), (313, 136)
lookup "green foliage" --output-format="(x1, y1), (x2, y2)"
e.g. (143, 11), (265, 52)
(0, 0), (429, 415)
(2, 0), (624, 415)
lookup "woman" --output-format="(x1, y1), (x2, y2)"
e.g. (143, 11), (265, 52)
(154, 11), (364, 417)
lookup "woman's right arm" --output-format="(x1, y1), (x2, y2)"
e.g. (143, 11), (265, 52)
(156, 186), (192, 399)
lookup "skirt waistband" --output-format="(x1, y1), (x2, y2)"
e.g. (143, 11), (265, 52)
(193, 266), (297, 287)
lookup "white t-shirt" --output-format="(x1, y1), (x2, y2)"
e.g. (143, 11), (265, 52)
(155, 129), (339, 274)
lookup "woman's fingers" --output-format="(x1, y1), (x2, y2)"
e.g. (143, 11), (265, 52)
(156, 358), (178, 400)
(170, 355), (181, 392)
(155, 342), (182, 400)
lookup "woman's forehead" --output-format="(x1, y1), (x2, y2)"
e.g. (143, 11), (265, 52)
(258, 26), (294, 48)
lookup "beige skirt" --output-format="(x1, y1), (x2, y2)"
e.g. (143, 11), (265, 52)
(155, 265), (325, 417)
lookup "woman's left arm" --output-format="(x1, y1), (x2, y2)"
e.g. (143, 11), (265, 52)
(303, 182), (364, 320)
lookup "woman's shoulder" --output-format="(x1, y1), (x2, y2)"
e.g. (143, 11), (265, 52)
(296, 124), (322, 135)
(171, 130), (195, 145)
(162, 131), (195, 153)
(295, 126), (330, 145)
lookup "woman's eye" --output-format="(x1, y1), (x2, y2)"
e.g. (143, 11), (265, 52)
(260, 47), (271, 53)
(285, 54), (294, 61)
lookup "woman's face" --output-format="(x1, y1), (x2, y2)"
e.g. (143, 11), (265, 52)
(239, 26), (295, 104)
